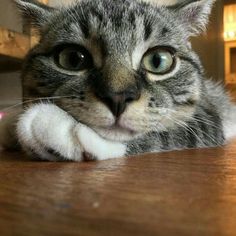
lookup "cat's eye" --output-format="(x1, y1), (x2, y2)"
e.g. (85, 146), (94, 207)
(54, 45), (93, 71)
(142, 47), (176, 75)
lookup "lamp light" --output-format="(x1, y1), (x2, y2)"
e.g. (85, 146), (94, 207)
(224, 4), (236, 41)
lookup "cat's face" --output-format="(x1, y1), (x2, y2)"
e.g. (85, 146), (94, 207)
(17, 0), (214, 141)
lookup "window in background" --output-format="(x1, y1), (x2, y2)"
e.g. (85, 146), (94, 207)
(224, 3), (236, 84)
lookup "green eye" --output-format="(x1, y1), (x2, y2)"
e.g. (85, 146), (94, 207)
(142, 47), (176, 75)
(54, 45), (93, 71)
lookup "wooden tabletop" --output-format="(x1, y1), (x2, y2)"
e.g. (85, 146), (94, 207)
(1, 142), (236, 236)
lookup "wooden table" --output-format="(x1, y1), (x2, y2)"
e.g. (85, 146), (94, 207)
(1, 142), (236, 236)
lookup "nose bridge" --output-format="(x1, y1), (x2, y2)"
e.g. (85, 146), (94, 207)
(94, 58), (141, 117)
(103, 58), (136, 92)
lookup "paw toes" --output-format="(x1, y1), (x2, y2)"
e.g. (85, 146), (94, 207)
(82, 152), (96, 161)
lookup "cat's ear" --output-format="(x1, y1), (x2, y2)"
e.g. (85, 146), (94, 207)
(14, 0), (55, 29)
(170, 0), (216, 36)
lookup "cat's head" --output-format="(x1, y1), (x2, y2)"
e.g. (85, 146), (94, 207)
(15, 0), (215, 141)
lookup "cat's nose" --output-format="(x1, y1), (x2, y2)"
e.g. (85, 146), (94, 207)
(97, 89), (141, 117)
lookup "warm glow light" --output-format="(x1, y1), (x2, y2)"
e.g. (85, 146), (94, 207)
(229, 31), (236, 38)
(0, 112), (5, 120)
(224, 4), (236, 41)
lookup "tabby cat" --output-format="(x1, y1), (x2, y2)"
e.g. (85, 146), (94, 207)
(1, 0), (236, 161)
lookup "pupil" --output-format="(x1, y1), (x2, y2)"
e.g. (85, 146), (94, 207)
(69, 51), (83, 68)
(152, 54), (161, 68)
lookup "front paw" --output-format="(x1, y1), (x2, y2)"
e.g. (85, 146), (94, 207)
(17, 104), (82, 161)
(75, 123), (126, 161)
(17, 104), (126, 161)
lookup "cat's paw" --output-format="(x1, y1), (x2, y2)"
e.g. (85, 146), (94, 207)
(17, 104), (126, 161)
(75, 122), (126, 161)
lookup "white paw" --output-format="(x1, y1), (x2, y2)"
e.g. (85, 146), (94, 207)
(76, 124), (126, 160)
(17, 104), (126, 161)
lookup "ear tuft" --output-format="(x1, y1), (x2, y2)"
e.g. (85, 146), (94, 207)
(171, 0), (216, 36)
(14, 0), (54, 29)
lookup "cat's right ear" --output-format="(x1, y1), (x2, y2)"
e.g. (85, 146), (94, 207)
(14, 0), (55, 29)
(169, 0), (216, 37)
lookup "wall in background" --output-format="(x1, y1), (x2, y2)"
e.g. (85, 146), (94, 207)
(0, 0), (22, 109)
(0, 73), (22, 109)
(0, 0), (22, 33)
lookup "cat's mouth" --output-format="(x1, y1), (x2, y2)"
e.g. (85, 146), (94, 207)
(109, 123), (137, 135)
(93, 119), (140, 142)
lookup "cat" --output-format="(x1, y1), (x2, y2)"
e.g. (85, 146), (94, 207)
(1, 0), (236, 161)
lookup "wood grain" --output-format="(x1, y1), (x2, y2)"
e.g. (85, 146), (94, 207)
(1, 141), (236, 236)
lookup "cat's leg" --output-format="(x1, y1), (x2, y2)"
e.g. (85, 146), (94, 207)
(17, 104), (126, 161)
(0, 109), (22, 150)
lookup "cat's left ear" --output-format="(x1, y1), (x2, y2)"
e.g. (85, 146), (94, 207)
(14, 0), (55, 29)
(171, 0), (216, 36)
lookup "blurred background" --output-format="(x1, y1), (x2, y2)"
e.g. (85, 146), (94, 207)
(0, 0), (235, 110)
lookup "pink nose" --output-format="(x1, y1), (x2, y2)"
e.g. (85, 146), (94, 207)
(97, 91), (141, 117)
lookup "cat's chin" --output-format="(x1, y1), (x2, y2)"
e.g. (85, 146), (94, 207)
(93, 125), (141, 142)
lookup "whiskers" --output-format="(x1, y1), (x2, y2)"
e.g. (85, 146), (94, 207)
(161, 107), (222, 146)
(1, 95), (78, 112)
